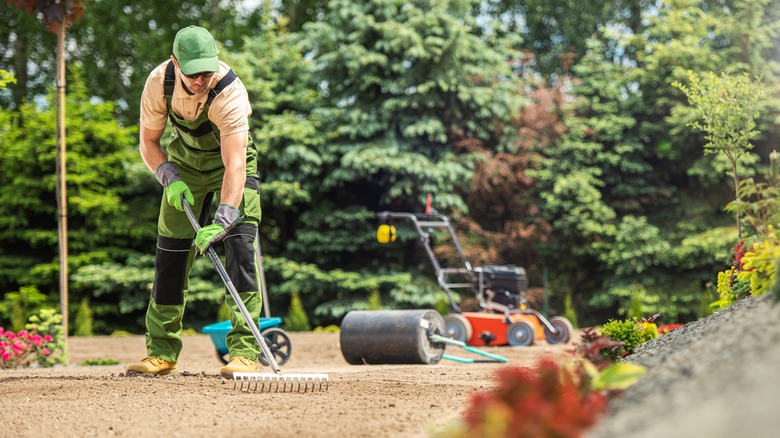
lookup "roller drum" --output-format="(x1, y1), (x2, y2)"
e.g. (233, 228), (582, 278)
(340, 309), (445, 365)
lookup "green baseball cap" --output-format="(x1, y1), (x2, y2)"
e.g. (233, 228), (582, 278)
(173, 26), (219, 75)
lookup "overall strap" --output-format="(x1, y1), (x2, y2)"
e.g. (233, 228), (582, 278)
(164, 60), (176, 97)
(207, 69), (237, 105)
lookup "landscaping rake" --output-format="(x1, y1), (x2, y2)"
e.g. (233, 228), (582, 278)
(182, 198), (329, 393)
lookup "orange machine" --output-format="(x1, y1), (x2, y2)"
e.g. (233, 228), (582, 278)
(377, 210), (574, 347)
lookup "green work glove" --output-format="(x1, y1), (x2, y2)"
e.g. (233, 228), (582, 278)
(166, 181), (194, 211)
(155, 162), (194, 211)
(195, 204), (243, 254)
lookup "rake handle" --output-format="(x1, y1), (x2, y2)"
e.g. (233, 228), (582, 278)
(181, 197), (282, 374)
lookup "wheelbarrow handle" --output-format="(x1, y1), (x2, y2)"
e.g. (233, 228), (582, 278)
(181, 196), (282, 374)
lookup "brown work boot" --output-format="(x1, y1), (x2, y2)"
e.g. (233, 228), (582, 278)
(220, 356), (257, 378)
(126, 356), (178, 375)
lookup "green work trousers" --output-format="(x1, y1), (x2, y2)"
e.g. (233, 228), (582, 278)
(144, 143), (262, 364)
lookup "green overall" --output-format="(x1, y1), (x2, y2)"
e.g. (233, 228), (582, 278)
(145, 61), (262, 363)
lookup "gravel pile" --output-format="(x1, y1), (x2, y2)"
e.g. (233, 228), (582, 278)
(587, 294), (780, 438)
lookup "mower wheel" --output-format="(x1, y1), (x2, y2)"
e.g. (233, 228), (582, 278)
(443, 314), (473, 343)
(544, 316), (574, 344)
(259, 327), (292, 366)
(507, 320), (536, 346)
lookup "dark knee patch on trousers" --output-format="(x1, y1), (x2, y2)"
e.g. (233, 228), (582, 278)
(153, 236), (192, 305)
(224, 223), (259, 293)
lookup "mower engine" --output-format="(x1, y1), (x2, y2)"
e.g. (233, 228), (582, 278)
(475, 265), (529, 309)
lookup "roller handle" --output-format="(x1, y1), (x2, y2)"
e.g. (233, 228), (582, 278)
(430, 334), (508, 363)
(181, 196), (282, 374)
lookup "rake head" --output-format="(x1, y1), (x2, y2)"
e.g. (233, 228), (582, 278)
(233, 372), (329, 393)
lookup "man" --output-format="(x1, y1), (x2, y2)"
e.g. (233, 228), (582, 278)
(127, 25), (262, 378)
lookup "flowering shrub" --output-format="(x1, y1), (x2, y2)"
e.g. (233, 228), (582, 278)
(737, 231), (780, 299)
(0, 327), (54, 368)
(25, 308), (67, 367)
(447, 359), (607, 438)
(0, 308), (66, 368)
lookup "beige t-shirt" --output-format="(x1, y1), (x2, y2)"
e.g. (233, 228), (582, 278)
(139, 60), (251, 137)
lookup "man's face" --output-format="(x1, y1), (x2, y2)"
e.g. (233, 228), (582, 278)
(180, 70), (214, 94)
(171, 56), (215, 94)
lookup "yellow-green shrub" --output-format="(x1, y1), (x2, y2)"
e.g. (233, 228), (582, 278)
(738, 230), (780, 298)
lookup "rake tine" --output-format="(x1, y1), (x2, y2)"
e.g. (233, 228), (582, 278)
(231, 373), (330, 393)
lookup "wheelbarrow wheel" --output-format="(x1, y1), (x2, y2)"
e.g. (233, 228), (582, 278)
(544, 316), (574, 344)
(259, 327), (292, 366)
(507, 320), (536, 346)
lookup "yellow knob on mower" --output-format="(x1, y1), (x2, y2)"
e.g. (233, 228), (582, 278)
(376, 224), (397, 243)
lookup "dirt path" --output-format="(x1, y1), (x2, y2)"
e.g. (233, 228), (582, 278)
(1, 331), (573, 437)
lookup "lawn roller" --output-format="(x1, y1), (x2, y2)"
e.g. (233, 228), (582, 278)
(339, 309), (508, 364)
(183, 198), (327, 392)
(376, 209), (574, 347)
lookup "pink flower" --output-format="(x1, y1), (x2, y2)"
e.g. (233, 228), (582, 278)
(43, 334), (53, 342)
(17, 330), (28, 337)
(42, 348), (50, 356)
(12, 344), (23, 353)
(6, 332), (15, 340)
(1, 351), (10, 361)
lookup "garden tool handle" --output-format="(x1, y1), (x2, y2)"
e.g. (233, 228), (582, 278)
(181, 196), (282, 374)
(430, 334), (508, 363)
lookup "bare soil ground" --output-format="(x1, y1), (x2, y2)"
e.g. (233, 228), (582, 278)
(0, 329), (573, 437)
(5, 294), (779, 437)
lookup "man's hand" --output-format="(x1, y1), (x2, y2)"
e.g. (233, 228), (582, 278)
(195, 222), (227, 254)
(195, 204), (242, 253)
(166, 180), (194, 211)
(155, 162), (194, 211)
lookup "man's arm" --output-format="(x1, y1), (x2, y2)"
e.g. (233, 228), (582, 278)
(219, 131), (247, 207)
(139, 125), (167, 173)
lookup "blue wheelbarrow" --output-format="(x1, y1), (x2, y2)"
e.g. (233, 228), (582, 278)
(202, 317), (292, 365)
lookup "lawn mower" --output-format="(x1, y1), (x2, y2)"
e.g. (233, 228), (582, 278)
(376, 210), (574, 347)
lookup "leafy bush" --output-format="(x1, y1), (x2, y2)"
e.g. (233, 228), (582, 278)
(0, 286), (49, 332)
(80, 358), (121, 366)
(25, 309), (67, 367)
(600, 315), (659, 360)
(714, 241), (751, 309)
(74, 297), (94, 336)
(738, 232), (780, 299)
(110, 330), (133, 337)
(574, 327), (627, 369)
(440, 359), (608, 438)
(285, 291), (311, 331)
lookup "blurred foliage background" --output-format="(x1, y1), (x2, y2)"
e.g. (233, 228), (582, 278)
(1, 0), (779, 334)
